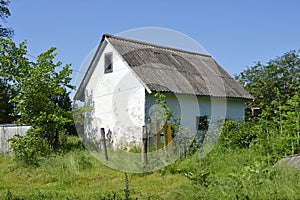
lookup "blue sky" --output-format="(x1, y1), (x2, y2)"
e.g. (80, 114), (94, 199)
(7, 0), (300, 88)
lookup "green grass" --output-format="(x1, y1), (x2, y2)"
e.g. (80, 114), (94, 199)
(0, 150), (189, 199)
(0, 147), (299, 199)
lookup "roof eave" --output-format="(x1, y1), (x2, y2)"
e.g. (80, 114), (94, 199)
(146, 90), (254, 101)
(73, 35), (108, 101)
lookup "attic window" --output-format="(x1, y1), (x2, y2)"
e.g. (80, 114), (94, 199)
(104, 52), (113, 73)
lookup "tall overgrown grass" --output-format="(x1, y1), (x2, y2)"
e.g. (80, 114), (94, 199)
(167, 146), (300, 199)
(1, 140), (299, 199)
(2, 103), (300, 199)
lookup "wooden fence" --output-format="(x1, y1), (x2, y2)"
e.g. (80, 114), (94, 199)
(98, 121), (175, 166)
(0, 125), (30, 154)
(142, 120), (174, 167)
(98, 121), (205, 168)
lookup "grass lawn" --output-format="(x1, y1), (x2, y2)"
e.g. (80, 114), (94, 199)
(0, 150), (189, 199)
(0, 147), (299, 199)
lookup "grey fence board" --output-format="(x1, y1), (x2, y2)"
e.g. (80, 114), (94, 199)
(0, 125), (30, 153)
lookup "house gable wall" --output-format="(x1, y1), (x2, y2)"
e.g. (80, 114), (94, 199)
(84, 41), (145, 148)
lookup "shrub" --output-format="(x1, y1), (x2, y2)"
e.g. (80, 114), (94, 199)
(9, 128), (50, 166)
(219, 119), (258, 149)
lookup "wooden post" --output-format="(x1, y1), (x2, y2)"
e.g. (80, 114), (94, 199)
(100, 128), (109, 161)
(167, 121), (173, 156)
(142, 126), (148, 167)
(148, 119), (153, 161)
(163, 121), (168, 153)
(156, 120), (161, 153)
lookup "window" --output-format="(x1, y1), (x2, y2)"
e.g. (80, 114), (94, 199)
(196, 115), (209, 131)
(104, 52), (113, 73)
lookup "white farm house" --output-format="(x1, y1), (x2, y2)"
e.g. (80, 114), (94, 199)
(74, 34), (253, 148)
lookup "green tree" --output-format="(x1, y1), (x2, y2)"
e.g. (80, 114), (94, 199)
(235, 50), (300, 117)
(0, 0), (13, 38)
(230, 51), (300, 160)
(0, 0), (15, 123)
(0, 39), (74, 163)
(0, 78), (17, 123)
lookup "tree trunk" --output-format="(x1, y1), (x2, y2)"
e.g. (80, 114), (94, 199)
(53, 129), (59, 151)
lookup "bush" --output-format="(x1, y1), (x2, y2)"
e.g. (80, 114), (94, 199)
(219, 120), (258, 149)
(9, 127), (84, 166)
(9, 128), (50, 166)
(59, 135), (85, 153)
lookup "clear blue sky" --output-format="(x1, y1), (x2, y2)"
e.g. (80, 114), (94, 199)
(7, 0), (300, 86)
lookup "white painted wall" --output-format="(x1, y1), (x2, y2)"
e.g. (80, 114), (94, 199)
(84, 40), (145, 148)
(145, 93), (245, 133)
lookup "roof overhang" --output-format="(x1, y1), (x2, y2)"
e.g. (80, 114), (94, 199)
(73, 35), (108, 101)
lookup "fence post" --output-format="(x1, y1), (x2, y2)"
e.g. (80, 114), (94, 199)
(142, 126), (148, 167)
(167, 121), (173, 156)
(163, 121), (168, 153)
(156, 120), (161, 153)
(100, 128), (109, 161)
(148, 119), (153, 161)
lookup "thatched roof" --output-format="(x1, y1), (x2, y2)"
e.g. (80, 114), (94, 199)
(74, 34), (253, 101)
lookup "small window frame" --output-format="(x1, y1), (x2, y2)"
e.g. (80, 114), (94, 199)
(104, 52), (113, 73)
(196, 115), (209, 131)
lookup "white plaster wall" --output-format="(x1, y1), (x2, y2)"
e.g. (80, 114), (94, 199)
(145, 93), (245, 133)
(85, 41), (145, 148)
(224, 99), (246, 120)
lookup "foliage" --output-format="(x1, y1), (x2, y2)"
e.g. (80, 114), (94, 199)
(167, 146), (300, 200)
(0, 150), (186, 199)
(0, 39), (74, 164)
(72, 104), (94, 129)
(183, 170), (211, 187)
(124, 172), (130, 200)
(0, 0), (15, 123)
(219, 120), (259, 149)
(218, 92), (300, 164)
(58, 135), (85, 153)
(235, 50), (300, 118)
(1, 148), (300, 199)
(153, 91), (181, 134)
(154, 92), (175, 121)
(0, 0), (13, 38)
(51, 89), (76, 136)
(0, 78), (17, 123)
(8, 128), (50, 166)
(230, 50), (300, 164)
